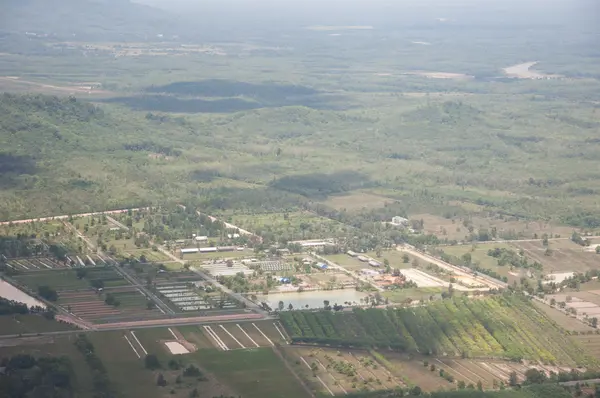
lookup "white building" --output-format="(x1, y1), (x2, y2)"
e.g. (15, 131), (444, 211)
(181, 248), (199, 254)
(195, 236), (208, 242)
(391, 216), (409, 226)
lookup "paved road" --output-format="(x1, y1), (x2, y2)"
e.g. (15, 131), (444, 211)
(0, 312), (267, 340)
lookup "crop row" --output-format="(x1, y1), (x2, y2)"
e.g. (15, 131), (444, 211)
(279, 295), (594, 366)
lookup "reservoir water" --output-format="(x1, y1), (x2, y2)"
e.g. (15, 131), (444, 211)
(0, 279), (47, 309)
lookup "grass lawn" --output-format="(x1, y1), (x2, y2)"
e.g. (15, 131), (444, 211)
(366, 249), (419, 270)
(191, 348), (309, 398)
(383, 287), (446, 303)
(0, 314), (76, 335)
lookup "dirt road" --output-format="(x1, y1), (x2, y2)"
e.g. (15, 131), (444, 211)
(0, 208), (148, 226)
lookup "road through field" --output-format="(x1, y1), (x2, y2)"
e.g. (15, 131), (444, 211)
(0, 208), (148, 225)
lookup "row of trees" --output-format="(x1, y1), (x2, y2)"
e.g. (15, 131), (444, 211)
(280, 294), (589, 365)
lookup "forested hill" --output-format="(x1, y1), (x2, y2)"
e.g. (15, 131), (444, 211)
(0, 93), (198, 220)
(1, 0), (182, 40)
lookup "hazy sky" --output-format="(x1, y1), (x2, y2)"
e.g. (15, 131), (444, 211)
(132, 0), (597, 32)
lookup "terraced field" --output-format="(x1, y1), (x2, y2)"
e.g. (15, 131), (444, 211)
(280, 295), (595, 366)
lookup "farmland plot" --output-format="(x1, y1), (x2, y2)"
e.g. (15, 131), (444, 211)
(280, 295), (595, 366)
(179, 321), (286, 351)
(59, 287), (164, 323)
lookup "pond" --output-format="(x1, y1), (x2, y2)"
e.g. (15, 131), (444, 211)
(0, 279), (47, 309)
(258, 289), (368, 310)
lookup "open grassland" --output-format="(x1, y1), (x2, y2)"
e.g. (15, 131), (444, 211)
(225, 211), (352, 241)
(191, 348), (310, 398)
(382, 287), (446, 304)
(320, 192), (394, 211)
(441, 242), (533, 283)
(573, 334), (600, 361)
(0, 314), (75, 335)
(532, 300), (595, 332)
(280, 295), (595, 366)
(413, 214), (576, 242)
(512, 240), (600, 274)
(283, 346), (406, 395)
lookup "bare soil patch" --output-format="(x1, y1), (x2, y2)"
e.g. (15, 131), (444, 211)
(0, 76), (114, 97)
(402, 71), (473, 80)
(503, 61), (563, 79)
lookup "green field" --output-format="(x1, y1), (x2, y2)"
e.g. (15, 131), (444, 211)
(191, 348), (309, 398)
(13, 267), (129, 291)
(0, 314), (75, 335)
(225, 211), (351, 241)
(440, 243), (532, 283)
(280, 295), (595, 366)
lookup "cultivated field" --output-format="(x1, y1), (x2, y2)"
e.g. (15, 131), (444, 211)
(13, 267), (129, 291)
(58, 287), (164, 324)
(280, 296), (595, 366)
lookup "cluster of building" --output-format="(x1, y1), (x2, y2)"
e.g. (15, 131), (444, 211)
(347, 250), (381, 267)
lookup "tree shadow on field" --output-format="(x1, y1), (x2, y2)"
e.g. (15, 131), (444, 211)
(0, 153), (38, 188)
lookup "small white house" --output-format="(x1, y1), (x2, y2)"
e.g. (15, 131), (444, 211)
(195, 236), (208, 242)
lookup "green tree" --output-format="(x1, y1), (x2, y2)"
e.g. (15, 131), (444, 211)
(509, 371), (519, 386)
(145, 354), (161, 370)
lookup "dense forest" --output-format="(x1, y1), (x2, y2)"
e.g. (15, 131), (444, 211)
(0, 354), (74, 398)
